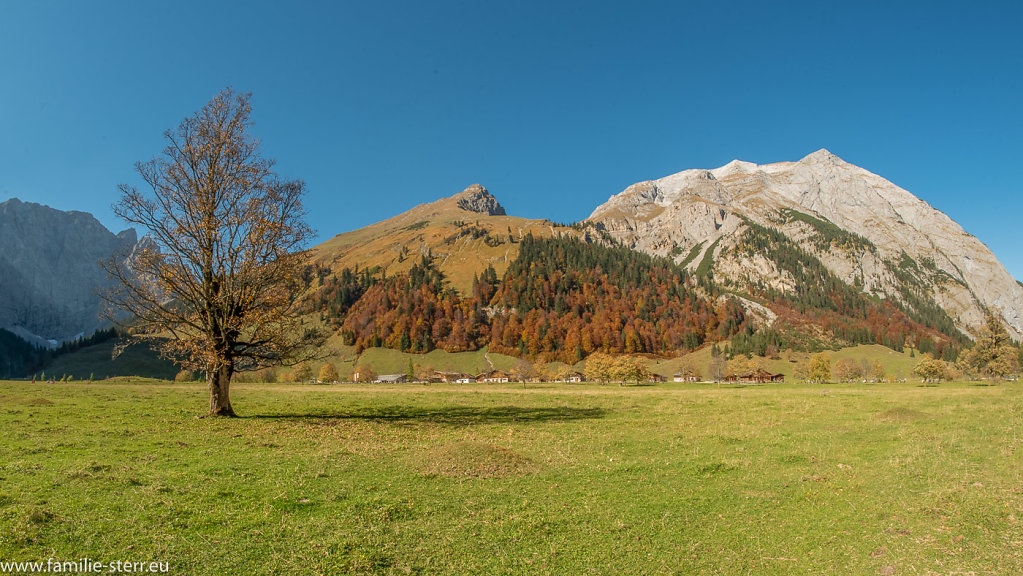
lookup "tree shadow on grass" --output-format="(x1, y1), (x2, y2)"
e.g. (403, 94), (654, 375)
(245, 405), (606, 426)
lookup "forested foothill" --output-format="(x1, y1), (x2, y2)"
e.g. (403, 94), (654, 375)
(311, 233), (977, 369)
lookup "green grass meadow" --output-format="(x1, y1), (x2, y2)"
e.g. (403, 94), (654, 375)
(1, 379), (1021, 574)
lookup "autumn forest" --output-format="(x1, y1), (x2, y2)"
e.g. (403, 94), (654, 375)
(309, 235), (961, 364)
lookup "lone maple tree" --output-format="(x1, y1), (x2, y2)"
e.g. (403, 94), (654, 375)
(957, 313), (1020, 380)
(105, 88), (316, 417)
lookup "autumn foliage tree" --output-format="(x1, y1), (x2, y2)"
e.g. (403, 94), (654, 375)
(354, 366), (376, 383)
(870, 359), (887, 382)
(726, 356), (751, 379)
(583, 352), (617, 384)
(913, 355), (953, 382)
(583, 353), (649, 385)
(105, 89), (316, 417)
(318, 362), (339, 384)
(832, 357), (864, 382)
(291, 364), (313, 383)
(957, 313), (1020, 380)
(806, 353), (832, 383)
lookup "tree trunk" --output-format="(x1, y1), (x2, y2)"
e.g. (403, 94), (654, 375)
(206, 363), (237, 417)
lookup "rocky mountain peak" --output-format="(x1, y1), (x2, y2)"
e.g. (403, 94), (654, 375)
(710, 159), (758, 179)
(455, 184), (506, 216)
(116, 228), (138, 243)
(799, 148), (843, 165)
(585, 152), (1023, 341)
(0, 198), (140, 343)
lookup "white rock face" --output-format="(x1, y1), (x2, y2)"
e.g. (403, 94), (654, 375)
(587, 149), (1023, 340)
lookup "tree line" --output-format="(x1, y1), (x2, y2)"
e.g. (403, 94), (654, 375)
(316, 236), (749, 363)
(733, 220), (961, 358)
(314, 233), (972, 365)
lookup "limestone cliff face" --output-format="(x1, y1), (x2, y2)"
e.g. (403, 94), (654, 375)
(587, 150), (1023, 340)
(455, 184), (507, 216)
(0, 198), (139, 344)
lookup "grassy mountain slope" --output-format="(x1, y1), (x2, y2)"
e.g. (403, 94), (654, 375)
(311, 188), (577, 294)
(37, 339), (178, 381)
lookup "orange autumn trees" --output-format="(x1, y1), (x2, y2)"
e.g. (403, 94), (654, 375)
(316, 231), (965, 365)
(486, 235), (743, 362)
(323, 235), (748, 363)
(329, 256), (487, 354)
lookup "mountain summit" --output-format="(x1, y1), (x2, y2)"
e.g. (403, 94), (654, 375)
(799, 147), (843, 164)
(311, 185), (571, 293)
(455, 184), (506, 216)
(0, 198), (139, 344)
(588, 151), (1023, 341)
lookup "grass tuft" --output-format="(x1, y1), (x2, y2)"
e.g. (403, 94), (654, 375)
(416, 442), (538, 479)
(878, 407), (930, 422)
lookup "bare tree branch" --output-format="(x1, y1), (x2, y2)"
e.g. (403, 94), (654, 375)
(102, 88), (321, 417)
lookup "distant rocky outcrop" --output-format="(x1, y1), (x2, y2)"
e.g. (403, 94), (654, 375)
(456, 184), (506, 216)
(0, 198), (139, 345)
(587, 150), (1023, 341)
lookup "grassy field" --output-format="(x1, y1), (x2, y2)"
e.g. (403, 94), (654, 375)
(1, 379), (1021, 574)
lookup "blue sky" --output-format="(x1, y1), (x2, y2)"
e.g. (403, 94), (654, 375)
(2, 1), (1021, 279)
